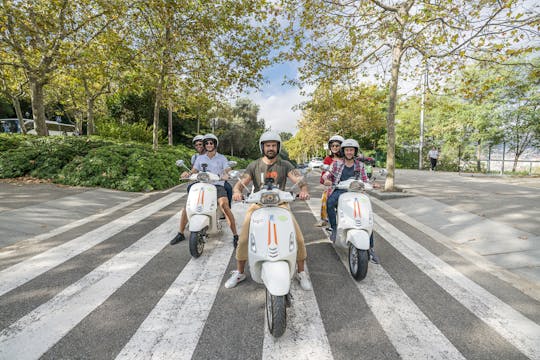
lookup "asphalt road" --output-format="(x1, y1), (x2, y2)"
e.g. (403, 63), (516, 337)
(0, 170), (538, 360)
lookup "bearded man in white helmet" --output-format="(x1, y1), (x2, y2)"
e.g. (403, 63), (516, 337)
(225, 131), (313, 291)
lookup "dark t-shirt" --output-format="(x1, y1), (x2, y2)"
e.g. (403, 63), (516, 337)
(245, 157), (295, 192)
(340, 163), (355, 182)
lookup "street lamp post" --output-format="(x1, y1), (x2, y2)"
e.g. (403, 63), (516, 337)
(419, 61), (428, 170)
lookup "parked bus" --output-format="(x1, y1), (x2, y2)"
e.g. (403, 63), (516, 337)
(0, 118), (76, 135)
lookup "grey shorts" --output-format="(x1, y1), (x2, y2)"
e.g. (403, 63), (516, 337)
(216, 185), (228, 199)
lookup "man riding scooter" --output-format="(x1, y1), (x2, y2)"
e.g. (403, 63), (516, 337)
(322, 138), (381, 264)
(225, 131), (312, 291)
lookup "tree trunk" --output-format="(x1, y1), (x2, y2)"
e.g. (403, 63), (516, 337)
(12, 97), (27, 134)
(153, 68), (164, 151)
(87, 97), (95, 135)
(476, 140), (482, 172)
(168, 100), (173, 146)
(29, 78), (48, 136)
(384, 40), (403, 192)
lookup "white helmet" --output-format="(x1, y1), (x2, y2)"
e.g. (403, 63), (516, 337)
(192, 135), (204, 144)
(340, 138), (359, 156)
(328, 135), (344, 147)
(203, 133), (218, 147)
(259, 131), (281, 154)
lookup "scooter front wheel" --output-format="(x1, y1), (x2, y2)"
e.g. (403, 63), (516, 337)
(189, 230), (205, 258)
(265, 289), (287, 338)
(349, 244), (369, 281)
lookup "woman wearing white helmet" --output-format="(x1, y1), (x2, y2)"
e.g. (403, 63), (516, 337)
(191, 135), (205, 165)
(321, 138), (381, 264)
(315, 135), (344, 228)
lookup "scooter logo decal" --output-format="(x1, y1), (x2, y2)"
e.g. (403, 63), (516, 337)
(267, 214), (278, 245)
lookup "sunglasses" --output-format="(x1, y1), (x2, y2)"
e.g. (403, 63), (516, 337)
(204, 140), (216, 146)
(330, 143), (341, 148)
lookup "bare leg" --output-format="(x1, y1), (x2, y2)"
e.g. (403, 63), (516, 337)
(219, 198), (237, 235)
(237, 260), (246, 273)
(179, 208), (188, 233)
(297, 260), (305, 273)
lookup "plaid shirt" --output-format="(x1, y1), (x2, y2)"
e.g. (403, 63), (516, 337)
(324, 157), (368, 196)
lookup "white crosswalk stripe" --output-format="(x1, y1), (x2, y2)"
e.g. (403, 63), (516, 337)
(0, 192), (183, 297)
(116, 231), (234, 359)
(262, 266), (333, 360)
(0, 189), (538, 360)
(374, 213), (540, 360)
(0, 213), (179, 360)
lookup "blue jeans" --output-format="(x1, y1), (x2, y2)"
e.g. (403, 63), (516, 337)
(326, 189), (346, 233)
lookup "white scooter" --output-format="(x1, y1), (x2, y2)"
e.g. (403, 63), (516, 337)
(332, 174), (374, 281)
(244, 177), (297, 338)
(176, 160), (235, 258)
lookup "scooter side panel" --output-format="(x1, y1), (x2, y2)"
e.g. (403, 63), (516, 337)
(188, 215), (210, 232)
(261, 261), (291, 296)
(346, 229), (370, 250)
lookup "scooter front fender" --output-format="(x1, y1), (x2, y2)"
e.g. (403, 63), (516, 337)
(261, 261), (291, 296)
(346, 229), (370, 250)
(189, 215), (210, 232)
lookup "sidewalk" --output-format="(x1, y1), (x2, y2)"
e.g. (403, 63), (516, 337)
(0, 181), (145, 248)
(368, 169), (540, 293)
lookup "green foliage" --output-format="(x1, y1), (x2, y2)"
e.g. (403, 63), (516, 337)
(56, 144), (187, 192)
(0, 135), (109, 178)
(0, 133), (26, 152)
(95, 118), (157, 143)
(0, 135), (197, 191)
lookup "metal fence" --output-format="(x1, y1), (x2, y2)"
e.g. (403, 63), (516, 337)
(459, 159), (540, 175)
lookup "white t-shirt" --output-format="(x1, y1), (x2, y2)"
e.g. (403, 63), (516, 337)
(428, 149), (439, 159)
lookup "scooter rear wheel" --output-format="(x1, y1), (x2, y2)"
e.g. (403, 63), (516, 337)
(265, 289), (287, 338)
(189, 230), (205, 258)
(349, 244), (369, 281)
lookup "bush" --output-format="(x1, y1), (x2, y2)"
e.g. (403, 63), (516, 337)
(0, 135), (112, 179)
(0, 135), (196, 191)
(95, 118), (159, 143)
(56, 143), (190, 191)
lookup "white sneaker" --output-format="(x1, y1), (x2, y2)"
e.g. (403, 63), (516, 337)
(224, 270), (246, 288)
(296, 271), (312, 291)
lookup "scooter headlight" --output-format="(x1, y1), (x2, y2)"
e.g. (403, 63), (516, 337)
(197, 172), (210, 182)
(349, 180), (364, 191)
(250, 233), (256, 253)
(260, 191), (279, 205)
(289, 232), (296, 252)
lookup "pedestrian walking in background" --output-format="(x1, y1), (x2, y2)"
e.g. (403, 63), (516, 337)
(428, 146), (439, 171)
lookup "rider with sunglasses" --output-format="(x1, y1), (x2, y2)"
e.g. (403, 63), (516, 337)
(315, 135), (344, 228)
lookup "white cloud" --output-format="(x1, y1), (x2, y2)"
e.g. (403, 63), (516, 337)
(248, 87), (309, 135)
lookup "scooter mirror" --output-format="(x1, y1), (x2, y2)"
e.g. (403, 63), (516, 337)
(321, 164), (330, 171)
(228, 161), (237, 168)
(175, 160), (185, 167)
(229, 170), (241, 179)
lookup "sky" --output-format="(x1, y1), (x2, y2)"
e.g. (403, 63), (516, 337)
(246, 62), (309, 136)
